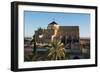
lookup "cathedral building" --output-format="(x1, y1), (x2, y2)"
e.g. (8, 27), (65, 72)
(24, 21), (90, 60)
(34, 21), (80, 50)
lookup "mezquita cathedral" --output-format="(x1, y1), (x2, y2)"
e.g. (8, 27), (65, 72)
(34, 21), (80, 50)
(24, 21), (90, 59)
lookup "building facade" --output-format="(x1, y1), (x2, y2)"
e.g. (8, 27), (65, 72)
(33, 21), (84, 59)
(34, 21), (80, 50)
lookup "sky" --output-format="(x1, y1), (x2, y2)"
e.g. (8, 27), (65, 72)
(24, 11), (90, 38)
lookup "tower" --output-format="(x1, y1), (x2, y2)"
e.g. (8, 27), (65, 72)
(47, 21), (59, 29)
(47, 21), (59, 41)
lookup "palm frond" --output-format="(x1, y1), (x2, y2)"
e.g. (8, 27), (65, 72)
(47, 39), (66, 60)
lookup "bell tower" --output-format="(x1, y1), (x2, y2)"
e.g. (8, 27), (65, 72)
(47, 21), (59, 29)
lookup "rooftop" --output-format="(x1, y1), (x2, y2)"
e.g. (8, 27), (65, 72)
(59, 26), (79, 31)
(48, 21), (58, 25)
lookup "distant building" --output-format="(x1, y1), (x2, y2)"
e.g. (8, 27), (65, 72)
(24, 37), (32, 48)
(80, 38), (90, 47)
(80, 38), (90, 58)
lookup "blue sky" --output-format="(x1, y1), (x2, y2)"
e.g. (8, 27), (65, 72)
(24, 11), (90, 38)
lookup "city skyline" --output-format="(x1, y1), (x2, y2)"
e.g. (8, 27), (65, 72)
(24, 11), (90, 38)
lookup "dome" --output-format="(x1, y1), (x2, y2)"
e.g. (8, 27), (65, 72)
(48, 21), (58, 25)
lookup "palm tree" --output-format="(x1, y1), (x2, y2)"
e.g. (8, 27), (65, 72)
(47, 39), (65, 60)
